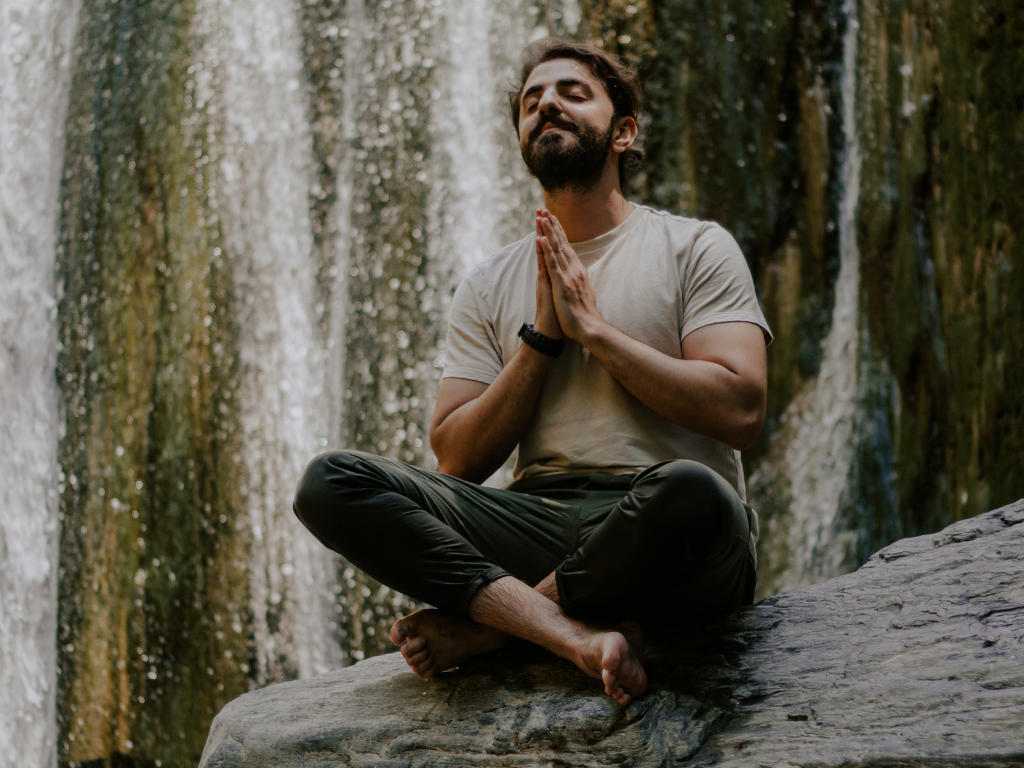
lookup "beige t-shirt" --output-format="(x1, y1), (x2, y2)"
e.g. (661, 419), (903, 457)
(442, 204), (772, 504)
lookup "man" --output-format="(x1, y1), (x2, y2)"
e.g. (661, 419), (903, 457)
(294, 38), (770, 705)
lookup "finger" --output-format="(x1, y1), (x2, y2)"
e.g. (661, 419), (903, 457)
(538, 234), (551, 263)
(538, 235), (559, 270)
(541, 215), (562, 246)
(541, 219), (567, 269)
(535, 240), (552, 283)
(546, 215), (575, 264)
(550, 214), (571, 250)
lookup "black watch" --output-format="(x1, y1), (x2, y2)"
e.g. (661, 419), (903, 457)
(518, 323), (566, 358)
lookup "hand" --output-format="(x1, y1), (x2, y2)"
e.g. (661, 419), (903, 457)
(536, 210), (604, 342)
(534, 211), (564, 340)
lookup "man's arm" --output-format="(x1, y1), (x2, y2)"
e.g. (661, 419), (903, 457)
(537, 212), (767, 451)
(429, 349), (548, 482)
(430, 213), (564, 482)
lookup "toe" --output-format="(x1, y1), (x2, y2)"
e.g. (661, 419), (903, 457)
(390, 619), (408, 645)
(392, 613), (423, 646)
(404, 636), (426, 655)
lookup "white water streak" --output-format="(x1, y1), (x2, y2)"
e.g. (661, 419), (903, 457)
(197, 0), (342, 680)
(0, 0), (79, 765)
(440, 0), (504, 275)
(781, 0), (862, 588)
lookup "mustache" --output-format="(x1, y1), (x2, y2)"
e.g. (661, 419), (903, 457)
(528, 113), (579, 145)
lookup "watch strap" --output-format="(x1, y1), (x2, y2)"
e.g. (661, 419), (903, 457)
(518, 323), (566, 358)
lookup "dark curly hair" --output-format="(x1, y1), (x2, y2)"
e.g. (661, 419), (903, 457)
(509, 38), (644, 190)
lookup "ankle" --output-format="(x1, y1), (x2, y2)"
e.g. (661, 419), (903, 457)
(557, 619), (600, 668)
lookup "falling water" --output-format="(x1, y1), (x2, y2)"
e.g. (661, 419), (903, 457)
(0, 1), (79, 766)
(196, 0), (344, 683)
(776, 0), (863, 589)
(439, 0), (504, 272)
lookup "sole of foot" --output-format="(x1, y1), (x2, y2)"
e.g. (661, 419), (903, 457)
(390, 608), (507, 680)
(579, 622), (646, 706)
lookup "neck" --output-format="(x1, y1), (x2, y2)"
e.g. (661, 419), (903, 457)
(541, 163), (635, 243)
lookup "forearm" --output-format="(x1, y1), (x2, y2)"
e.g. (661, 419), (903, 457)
(581, 321), (765, 450)
(430, 345), (550, 482)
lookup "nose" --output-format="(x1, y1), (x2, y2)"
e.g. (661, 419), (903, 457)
(536, 86), (562, 116)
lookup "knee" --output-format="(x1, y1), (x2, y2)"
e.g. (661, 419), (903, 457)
(636, 460), (726, 508)
(631, 461), (736, 541)
(293, 449), (365, 530)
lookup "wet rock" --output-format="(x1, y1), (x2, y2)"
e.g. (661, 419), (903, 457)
(200, 500), (1024, 767)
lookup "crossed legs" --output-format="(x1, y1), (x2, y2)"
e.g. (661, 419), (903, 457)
(294, 451), (752, 706)
(391, 571), (647, 704)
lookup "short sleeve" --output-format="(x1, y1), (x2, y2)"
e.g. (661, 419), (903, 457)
(442, 273), (504, 384)
(680, 223), (773, 344)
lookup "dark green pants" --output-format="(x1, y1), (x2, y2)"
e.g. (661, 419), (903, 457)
(294, 451), (755, 626)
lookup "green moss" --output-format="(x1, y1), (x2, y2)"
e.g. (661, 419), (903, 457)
(56, 1), (247, 765)
(858, 0), (1024, 533)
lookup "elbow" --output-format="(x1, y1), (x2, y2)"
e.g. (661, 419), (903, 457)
(430, 430), (481, 482)
(727, 417), (763, 451)
(725, 397), (766, 452)
(436, 458), (485, 484)
(430, 429), (456, 476)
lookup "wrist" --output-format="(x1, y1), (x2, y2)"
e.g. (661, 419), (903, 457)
(533, 315), (563, 340)
(573, 313), (608, 346)
(519, 322), (566, 358)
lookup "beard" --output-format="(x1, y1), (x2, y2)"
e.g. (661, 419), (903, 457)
(521, 113), (614, 193)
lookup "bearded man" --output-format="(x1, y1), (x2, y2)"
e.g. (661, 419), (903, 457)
(294, 38), (771, 705)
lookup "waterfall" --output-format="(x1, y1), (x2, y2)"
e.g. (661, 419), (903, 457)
(439, 0), (503, 274)
(197, 0), (344, 683)
(777, 0), (863, 589)
(0, 1), (79, 766)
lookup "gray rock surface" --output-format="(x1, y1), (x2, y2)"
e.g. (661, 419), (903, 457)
(201, 500), (1024, 767)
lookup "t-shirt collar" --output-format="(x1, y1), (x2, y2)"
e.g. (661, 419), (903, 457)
(570, 204), (645, 257)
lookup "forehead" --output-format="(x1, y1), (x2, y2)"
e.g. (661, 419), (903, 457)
(522, 57), (606, 96)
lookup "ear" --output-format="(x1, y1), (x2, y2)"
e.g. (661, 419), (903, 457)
(611, 116), (638, 154)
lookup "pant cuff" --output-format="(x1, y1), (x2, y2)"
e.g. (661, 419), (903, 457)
(457, 566), (511, 620)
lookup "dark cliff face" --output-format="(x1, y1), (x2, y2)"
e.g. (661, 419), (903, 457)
(856, 0), (1024, 534)
(579, 0), (1024, 593)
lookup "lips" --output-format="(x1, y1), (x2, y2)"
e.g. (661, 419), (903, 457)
(530, 115), (578, 145)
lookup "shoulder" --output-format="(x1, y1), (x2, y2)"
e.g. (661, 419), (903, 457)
(452, 233), (533, 311)
(636, 205), (739, 252)
(459, 233), (534, 300)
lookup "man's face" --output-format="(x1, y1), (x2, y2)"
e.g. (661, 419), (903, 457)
(518, 58), (618, 193)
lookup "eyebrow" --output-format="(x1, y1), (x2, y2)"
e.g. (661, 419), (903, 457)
(521, 77), (592, 103)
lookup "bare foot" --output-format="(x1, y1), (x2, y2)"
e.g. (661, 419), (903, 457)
(390, 609), (508, 679)
(576, 622), (646, 706)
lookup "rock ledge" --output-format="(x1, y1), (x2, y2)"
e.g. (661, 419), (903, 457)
(201, 500), (1024, 767)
